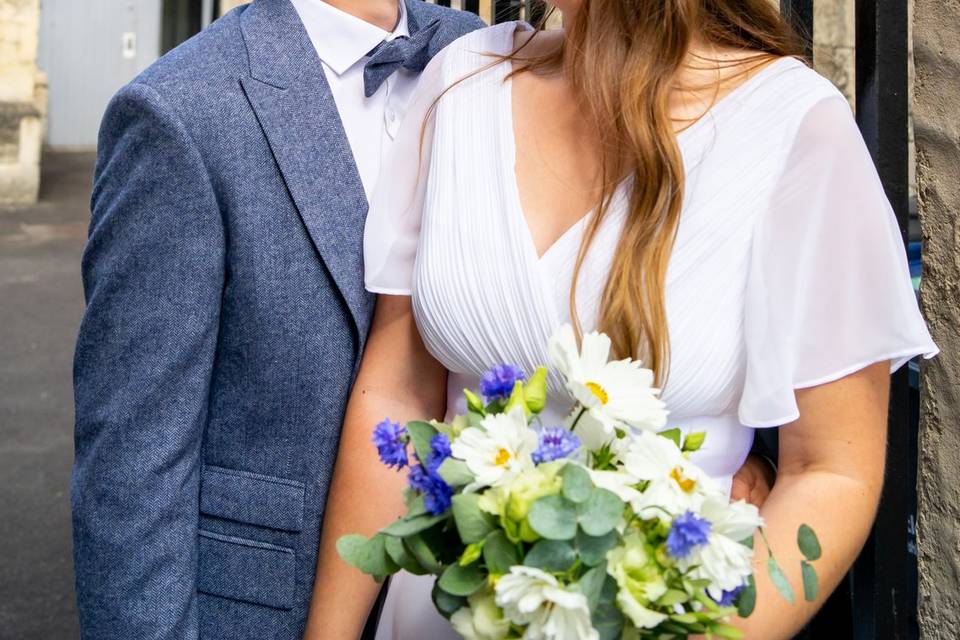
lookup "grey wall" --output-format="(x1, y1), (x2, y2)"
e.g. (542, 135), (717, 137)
(914, 1), (960, 638)
(37, 0), (162, 149)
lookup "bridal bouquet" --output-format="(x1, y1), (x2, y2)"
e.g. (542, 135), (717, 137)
(339, 325), (821, 639)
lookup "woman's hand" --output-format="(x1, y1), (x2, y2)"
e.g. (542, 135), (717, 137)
(731, 454), (777, 507)
(302, 295), (448, 640)
(731, 361), (889, 639)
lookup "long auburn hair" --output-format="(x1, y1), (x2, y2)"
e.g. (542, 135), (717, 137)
(428, 1), (803, 383)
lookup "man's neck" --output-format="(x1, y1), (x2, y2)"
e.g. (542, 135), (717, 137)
(321, 0), (401, 32)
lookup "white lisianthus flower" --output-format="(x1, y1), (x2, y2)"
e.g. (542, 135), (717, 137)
(622, 431), (724, 520)
(452, 408), (537, 490)
(548, 324), (668, 442)
(495, 566), (598, 640)
(678, 496), (764, 599)
(450, 589), (511, 640)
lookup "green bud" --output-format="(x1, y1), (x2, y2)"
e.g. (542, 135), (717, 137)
(502, 381), (528, 416)
(682, 432), (706, 453)
(464, 388), (485, 414)
(523, 367), (548, 414)
(458, 541), (484, 566)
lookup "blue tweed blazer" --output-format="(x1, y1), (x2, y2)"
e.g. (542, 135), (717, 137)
(71, 2), (483, 638)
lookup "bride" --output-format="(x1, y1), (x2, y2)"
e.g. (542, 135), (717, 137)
(304, 0), (936, 637)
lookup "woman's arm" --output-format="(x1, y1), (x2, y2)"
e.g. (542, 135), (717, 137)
(303, 295), (448, 639)
(733, 361), (890, 638)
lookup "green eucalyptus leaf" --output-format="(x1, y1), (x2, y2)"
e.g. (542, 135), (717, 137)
(407, 420), (439, 464)
(483, 530), (520, 574)
(736, 575), (757, 618)
(524, 539), (576, 573)
(452, 493), (495, 543)
(438, 562), (486, 597)
(593, 598), (625, 640)
(802, 560), (820, 602)
(404, 534), (442, 574)
(355, 534), (399, 576)
(658, 428), (682, 448)
(432, 582), (467, 620)
(336, 534), (369, 569)
(437, 458), (474, 487)
(528, 494), (578, 540)
(768, 557), (796, 604)
(798, 524), (822, 561)
(577, 562), (608, 610)
(384, 535), (426, 575)
(381, 513), (447, 537)
(577, 488), (624, 537)
(560, 463), (593, 504)
(576, 528), (618, 567)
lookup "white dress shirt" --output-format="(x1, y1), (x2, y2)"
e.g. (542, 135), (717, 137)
(290, 0), (418, 200)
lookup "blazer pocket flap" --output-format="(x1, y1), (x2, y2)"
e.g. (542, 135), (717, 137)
(198, 530), (295, 610)
(200, 465), (305, 532)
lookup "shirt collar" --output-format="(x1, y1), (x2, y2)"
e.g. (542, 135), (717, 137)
(291, 0), (410, 77)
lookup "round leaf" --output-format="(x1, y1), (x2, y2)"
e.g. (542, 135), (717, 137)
(483, 530), (520, 574)
(407, 420), (439, 463)
(438, 562), (486, 596)
(452, 493), (495, 543)
(382, 513), (446, 537)
(798, 524), (822, 561)
(528, 494), (578, 540)
(576, 528), (618, 567)
(404, 534), (442, 574)
(355, 534), (399, 576)
(577, 488), (624, 537)
(524, 539), (576, 573)
(560, 463), (593, 503)
(336, 534), (369, 569)
(384, 535), (426, 575)
(432, 582), (467, 619)
(438, 458), (474, 487)
(802, 560), (819, 601)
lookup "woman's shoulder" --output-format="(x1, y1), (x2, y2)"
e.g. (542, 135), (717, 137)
(430, 21), (530, 78)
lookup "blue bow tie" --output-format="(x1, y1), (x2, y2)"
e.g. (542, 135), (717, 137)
(363, 19), (442, 98)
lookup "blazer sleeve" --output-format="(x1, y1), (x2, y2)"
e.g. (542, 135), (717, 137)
(72, 82), (224, 640)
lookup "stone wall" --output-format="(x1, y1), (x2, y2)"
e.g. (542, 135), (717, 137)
(914, 0), (960, 637)
(0, 0), (45, 205)
(813, 0), (855, 104)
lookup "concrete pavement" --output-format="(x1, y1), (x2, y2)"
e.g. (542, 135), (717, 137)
(0, 152), (92, 639)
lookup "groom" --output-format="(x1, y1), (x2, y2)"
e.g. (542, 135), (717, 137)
(72, 1), (482, 638)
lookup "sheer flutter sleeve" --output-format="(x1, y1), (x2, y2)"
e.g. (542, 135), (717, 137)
(363, 48), (449, 295)
(739, 95), (938, 428)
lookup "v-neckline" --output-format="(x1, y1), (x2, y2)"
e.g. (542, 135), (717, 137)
(500, 21), (798, 264)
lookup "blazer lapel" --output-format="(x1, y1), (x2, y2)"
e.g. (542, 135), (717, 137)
(239, 0), (372, 340)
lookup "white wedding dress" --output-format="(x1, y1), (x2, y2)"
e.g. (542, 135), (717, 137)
(363, 22), (937, 639)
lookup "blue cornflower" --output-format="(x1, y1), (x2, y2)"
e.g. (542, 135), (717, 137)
(372, 419), (408, 469)
(532, 427), (581, 464)
(408, 464), (453, 515)
(713, 585), (745, 607)
(479, 364), (526, 401)
(427, 433), (452, 471)
(666, 511), (712, 558)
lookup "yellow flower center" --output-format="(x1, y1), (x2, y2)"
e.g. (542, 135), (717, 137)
(670, 466), (697, 493)
(586, 381), (609, 405)
(494, 448), (512, 466)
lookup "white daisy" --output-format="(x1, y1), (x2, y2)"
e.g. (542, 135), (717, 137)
(451, 408), (537, 490)
(494, 566), (598, 640)
(548, 324), (668, 443)
(621, 430), (724, 520)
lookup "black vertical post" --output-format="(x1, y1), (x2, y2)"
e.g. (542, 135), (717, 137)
(780, 0), (814, 59)
(462, 0), (480, 17)
(493, 0), (523, 24)
(527, 0), (548, 27)
(852, 0), (914, 639)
